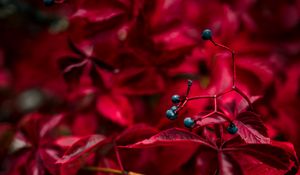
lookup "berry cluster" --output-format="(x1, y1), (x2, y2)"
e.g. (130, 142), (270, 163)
(166, 29), (253, 134)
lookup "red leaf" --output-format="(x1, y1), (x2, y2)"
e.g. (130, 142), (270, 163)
(19, 113), (64, 145)
(196, 115), (227, 126)
(114, 67), (165, 95)
(229, 152), (287, 175)
(237, 95), (261, 113)
(40, 114), (64, 138)
(148, 0), (184, 30)
(224, 144), (295, 170)
(54, 136), (81, 149)
(218, 153), (243, 175)
(234, 120), (270, 144)
(192, 148), (218, 175)
(271, 141), (299, 171)
(236, 112), (267, 136)
(196, 140), (298, 174)
(72, 6), (124, 24)
(121, 128), (298, 174)
(120, 128), (205, 174)
(39, 148), (61, 175)
(56, 135), (109, 175)
(152, 26), (196, 52)
(236, 56), (274, 93)
(119, 135), (201, 175)
(234, 111), (270, 144)
(121, 128), (215, 149)
(72, 113), (98, 136)
(116, 124), (159, 145)
(97, 94), (133, 127)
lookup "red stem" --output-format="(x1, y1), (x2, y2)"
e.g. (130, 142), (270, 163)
(218, 151), (224, 175)
(213, 95), (217, 111)
(210, 39), (236, 87)
(195, 111), (215, 121)
(216, 89), (233, 98)
(114, 142), (125, 172)
(185, 80), (192, 97)
(63, 59), (88, 73)
(194, 111), (231, 123)
(84, 166), (144, 175)
(233, 86), (253, 110)
(187, 95), (215, 101)
(176, 95), (214, 113)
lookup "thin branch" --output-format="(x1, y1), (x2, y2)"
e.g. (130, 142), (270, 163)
(84, 166), (144, 175)
(84, 167), (125, 174)
(114, 141), (124, 171)
(232, 87), (254, 110)
(210, 39), (236, 87)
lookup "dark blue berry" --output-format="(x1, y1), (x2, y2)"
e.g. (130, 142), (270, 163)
(170, 106), (177, 111)
(166, 110), (177, 120)
(201, 29), (212, 40)
(171, 94), (181, 104)
(227, 123), (238, 134)
(44, 0), (54, 6)
(187, 79), (193, 86)
(184, 117), (195, 128)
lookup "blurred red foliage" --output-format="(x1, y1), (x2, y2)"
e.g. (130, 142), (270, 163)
(0, 0), (300, 174)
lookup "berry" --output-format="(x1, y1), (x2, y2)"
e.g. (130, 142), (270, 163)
(170, 106), (177, 111)
(166, 110), (177, 120)
(171, 94), (181, 104)
(187, 79), (193, 86)
(201, 29), (212, 40)
(184, 117), (195, 128)
(227, 123), (238, 134)
(44, 0), (54, 6)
